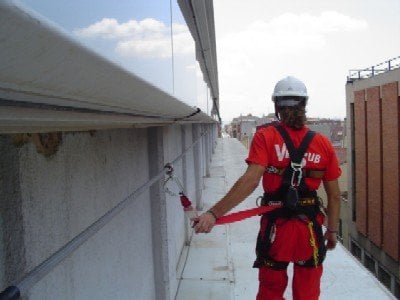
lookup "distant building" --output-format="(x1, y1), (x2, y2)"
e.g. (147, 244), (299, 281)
(228, 113), (345, 152)
(308, 123), (331, 140)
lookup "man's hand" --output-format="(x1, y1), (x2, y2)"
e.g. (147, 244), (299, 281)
(194, 212), (216, 234)
(324, 230), (337, 250)
(193, 164), (264, 234)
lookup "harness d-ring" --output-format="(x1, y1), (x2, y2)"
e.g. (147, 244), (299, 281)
(256, 196), (263, 207)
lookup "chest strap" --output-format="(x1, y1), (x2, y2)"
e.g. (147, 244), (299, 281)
(266, 166), (325, 179)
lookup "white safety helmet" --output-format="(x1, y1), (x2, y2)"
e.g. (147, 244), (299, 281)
(271, 76), (308, 107)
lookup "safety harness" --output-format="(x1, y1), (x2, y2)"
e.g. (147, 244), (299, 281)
(253, 124), (327, 270)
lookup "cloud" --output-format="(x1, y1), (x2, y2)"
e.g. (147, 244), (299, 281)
(219, 11), (368, 60)
(74, 18), (194, 58)
(266, 11), (368, 34)
(216, 11), (368, 121)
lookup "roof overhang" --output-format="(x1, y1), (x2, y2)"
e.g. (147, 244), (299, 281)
(0, 1), (216, 133)
(178, 0), (220, 123)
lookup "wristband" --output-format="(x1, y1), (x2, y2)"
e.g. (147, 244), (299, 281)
(207, 209), (218, 221)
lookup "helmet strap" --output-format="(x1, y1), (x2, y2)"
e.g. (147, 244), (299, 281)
(274, 103), (280, 121)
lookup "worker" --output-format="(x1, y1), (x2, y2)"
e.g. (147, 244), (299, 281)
(194, 76), (341, 300)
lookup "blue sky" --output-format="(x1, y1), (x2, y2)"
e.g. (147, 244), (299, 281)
(19, 0), (173, 30)
(18, 0), (198, 109)
(17, 0), (400, 122)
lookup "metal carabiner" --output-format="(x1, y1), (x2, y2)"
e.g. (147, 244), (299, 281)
(163, 163), (185, 196)
(164, 177), (178, 196)
(290, 161), (303, 187)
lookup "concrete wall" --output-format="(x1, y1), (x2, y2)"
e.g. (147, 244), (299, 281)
(0, 123), (216, 299)
(345, 67), (400, 292)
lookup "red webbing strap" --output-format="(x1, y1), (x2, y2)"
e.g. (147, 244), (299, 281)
(215, 205), (282, 225)
(180, 194), (192, 208)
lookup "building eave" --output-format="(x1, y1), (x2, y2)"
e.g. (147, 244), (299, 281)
(178, 0), (220, 123)
(0, 1), (216, 133)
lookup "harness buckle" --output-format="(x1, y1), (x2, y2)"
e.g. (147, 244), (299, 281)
(266, 166), (278, 174)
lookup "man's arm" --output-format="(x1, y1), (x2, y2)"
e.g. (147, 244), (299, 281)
(323, 179), (341, 249)
(194, 163), (265, 233)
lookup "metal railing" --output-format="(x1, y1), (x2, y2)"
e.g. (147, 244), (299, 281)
(0, 129), (209, 300)
(347, 56), (400, 81)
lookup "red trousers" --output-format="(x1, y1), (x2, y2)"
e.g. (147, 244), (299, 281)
(256, 216), (324, 299)
(257, 264), (323, 300)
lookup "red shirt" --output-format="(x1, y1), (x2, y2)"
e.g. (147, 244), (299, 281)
(246, 122), (341, 193)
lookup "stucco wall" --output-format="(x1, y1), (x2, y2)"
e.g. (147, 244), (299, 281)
(0, 123), (216, 299)
(1, 129), (157, 299)
(163, 125), (186, 299)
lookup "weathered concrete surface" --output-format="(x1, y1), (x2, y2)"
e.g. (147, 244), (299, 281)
(16, 129), (156, 299)
(0, 135), (26, 286)
(0, 123), (216, 299)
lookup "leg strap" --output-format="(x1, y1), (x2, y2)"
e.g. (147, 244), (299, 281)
(254, 257), (289, 271)
(253, 208), (290, 269)
(254, 210), (326, 269)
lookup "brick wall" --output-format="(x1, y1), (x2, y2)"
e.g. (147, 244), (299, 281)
(354, 89), (368, 235)
(381, 82), (399, 260)
(366, 86), (382, 247)
(353, 81), (399, 261)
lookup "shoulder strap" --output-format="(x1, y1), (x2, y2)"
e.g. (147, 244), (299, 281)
(274, 124), (316, 163)
(256, 121), (279, 131)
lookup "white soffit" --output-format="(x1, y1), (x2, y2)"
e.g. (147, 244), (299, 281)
(0, 1), (215, 133)
(178, 0), (220, 121)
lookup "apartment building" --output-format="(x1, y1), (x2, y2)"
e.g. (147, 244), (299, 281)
(345, 57), (400, 297)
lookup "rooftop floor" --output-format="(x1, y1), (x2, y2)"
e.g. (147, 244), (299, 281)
(176, 137), (395, 300)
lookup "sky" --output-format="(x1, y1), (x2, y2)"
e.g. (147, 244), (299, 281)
(17, 0), (400, 123)
(213, 0), (400, 122)
(18, 0), (204, 111)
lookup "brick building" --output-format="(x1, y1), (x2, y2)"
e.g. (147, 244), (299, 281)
(345, 56), (400, 296)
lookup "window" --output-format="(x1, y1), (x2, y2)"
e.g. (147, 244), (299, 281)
(337, 219), (343, 242)
(350, 240), (361, 260)
(364, 254), (376, 275)
(378, 265), (391, 290)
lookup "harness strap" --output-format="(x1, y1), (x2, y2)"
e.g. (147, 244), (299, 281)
(253, 208), (293, 269)
(273, 125), (316, 198)
(274, 125), (316, 164)
(254, 258), (289, 270)
(266, 166), (325, 179)
(253, 211), (326, 269)
(261, 197), (317, 207)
